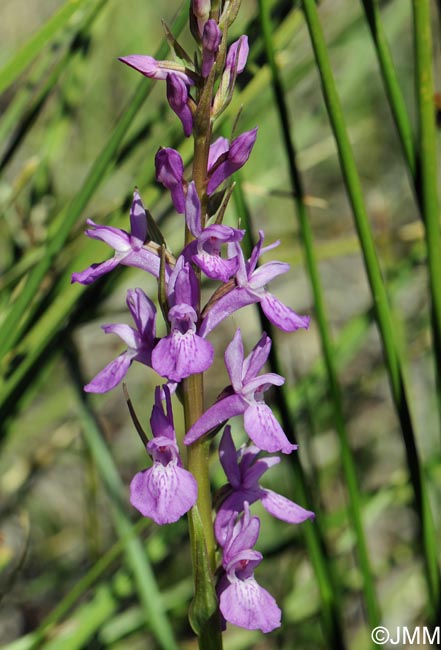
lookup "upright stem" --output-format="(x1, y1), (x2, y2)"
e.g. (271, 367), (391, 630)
(183, 53), (223, 650)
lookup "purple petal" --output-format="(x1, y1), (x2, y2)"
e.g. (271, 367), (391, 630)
(126, 288), (156, 341)
(219, 579), (281, 633)
(121, 248), (161, 278)
(248, 261), (290, 289)
(84, 352), (134, 393)
(215, 493), (261, 547)
(151, 331), (214, 382)
(201, 19), (222, 77)
(243, 372), (285, 395)
(185, 181), (201, 236)
(173, 260), (199, 308)
(225, 517), (261, 561)
(244, 403), (296, 454)
(219, 426), (241, 488)
(85, 221), (132, 252)
(225, 36), (249, 76)
(119, 55), (192, 83)
(224, 329), (244, 391)
(241, 333), (272, 383)
(261, 489), (315, 525)
(101, 323), (141, 349)
(155, 148), (185, 214)
(208, 137), (229, 170)
(207, 128), (257, 194)
(130, 464), (197, 524)
(166, 74), (193, 137)
(242, 456), (280, 488)
(71, 256), (120, 285)
(193, 252), (238, 282)
(184, 394), (247, 445)
(260, 293), (311, 332)
(199, 287), (260, 337)
(130, 190), (148, 242)
(119, 55), (168, 80)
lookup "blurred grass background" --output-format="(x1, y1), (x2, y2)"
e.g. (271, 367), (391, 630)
(1, 0), (440, 648)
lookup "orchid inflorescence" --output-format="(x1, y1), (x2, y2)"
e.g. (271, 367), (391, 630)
(73, 0), (314, 638)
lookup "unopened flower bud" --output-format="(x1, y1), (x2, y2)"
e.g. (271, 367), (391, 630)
(166, 74), (193, 137)
(201, 19), (222, 77)
(155, 148), (185, 213)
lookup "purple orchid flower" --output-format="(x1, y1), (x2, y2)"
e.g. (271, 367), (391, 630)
(201, 19), (222, 77)
(207, 128), (257, 195)
(151, 256), (214, 382)
(72, 191), (162, 285)
(184, 329), (296, 454)
(119, 56), (194, 137)
(184, 182), (245, 282)
(166, 74), (193, 137)
(217, 503), (281, 633)
(118, 55), (193, 84)
(84, 288), (156, 393)
(130, 386), (198, 524)
(155, 148), (186, 214)
(215, 426), (315, 545)
(199, 230), (311, 336)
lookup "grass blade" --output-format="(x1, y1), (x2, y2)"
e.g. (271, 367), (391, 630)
(258, 0), (381, 632)
(0, 1), (189, 364)
(300, 0), (440, 620)
(0, 0), (90, 95)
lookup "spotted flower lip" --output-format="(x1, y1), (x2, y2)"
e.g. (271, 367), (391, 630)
(184, 329), (297, 454)
(71, 191), (162, 285)
(130, 386), (198, 524)
(199, 229), (311, 336)
(84, 288), (156, 393)
(215, 426), (315, 545)
(217, 503), (282, 633)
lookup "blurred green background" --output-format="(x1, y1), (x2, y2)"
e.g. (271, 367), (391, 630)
(1, 0), (440, 648)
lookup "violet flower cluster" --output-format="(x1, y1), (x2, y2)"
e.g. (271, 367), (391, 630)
(73, 0), (314, 636)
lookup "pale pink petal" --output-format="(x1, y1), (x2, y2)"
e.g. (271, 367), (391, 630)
(261, 489), (315, 524)
(260, 293), (310, 332)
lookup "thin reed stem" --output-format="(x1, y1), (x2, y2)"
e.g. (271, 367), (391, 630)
(258, 0), (380, 632)
(301, 0), (440, 620)
(412, 0), (441, 442)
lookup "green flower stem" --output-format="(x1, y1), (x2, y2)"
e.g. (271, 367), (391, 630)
(301, 0), (440, 619)
(258, 0), (380, 632)
(183, 39), (223, 650)
(412, 0), (441, 438)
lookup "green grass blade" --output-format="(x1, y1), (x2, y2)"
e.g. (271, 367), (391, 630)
(0, 0), (109, 171)
(0, 2), (189, 365)
(300, 0), (440, 620)
(412, 0), (441, 442)
(360, 0), (416, 181)
(65, 341), (179, 650)
(0, 0), (91, 95)
(258, 0), (380, 632)
(233, 177), (346, 649)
